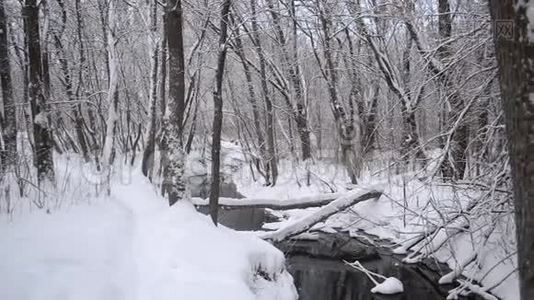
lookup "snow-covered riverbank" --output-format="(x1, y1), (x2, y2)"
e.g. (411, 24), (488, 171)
(0, 174), (296, 300)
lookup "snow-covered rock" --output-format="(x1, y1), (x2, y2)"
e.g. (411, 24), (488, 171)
(370, 277), (404, 294)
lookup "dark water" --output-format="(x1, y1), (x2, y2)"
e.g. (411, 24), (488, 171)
(192, 179), (266, 231)
(275, 233), (479, 300)
(196, 206), (266, 231)
(289, 256), (443, 300)
(192, 181), (483, 300)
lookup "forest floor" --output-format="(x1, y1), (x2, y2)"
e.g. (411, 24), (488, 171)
(0, 173), (296, 300)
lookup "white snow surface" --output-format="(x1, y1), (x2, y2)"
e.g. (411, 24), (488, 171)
(0, 174), (297, 300)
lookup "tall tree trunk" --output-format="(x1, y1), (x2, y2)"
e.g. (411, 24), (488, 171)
(290, 0), (311, 161)
(436, 0), (468, 180)
(489, 2), (534, 299)
(343, 27), (379, 154)
(157, 28), (168, 189)
(75, 0), (98, 163)
(162, 0), (187, 206)
(40, 0), (51, 106)
(23, 0), (55, 184)
(0, 0), (17, 169)
(250, 0), (277, 186)
(209, 0), (231, 225)
(142, 0), (160, 179)
(101, 0), (119, 168)
(159, 30), (168, 120)
(54, 0), (89, 162)
(437, 0), (452, 59)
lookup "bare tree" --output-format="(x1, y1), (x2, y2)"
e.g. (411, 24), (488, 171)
(142, 0), (160, 180)
(249, 0), (278, 186)
(23, 0), (55, 185)
(405, 0), (468, 180)
(266, 0), (311, 161)
(101, 0), (119, 168)
(312, 0), (360, 183)
(209, 0), (232, 225)
(230, 14), (270, 182)
(0, 0), (17, 170)
(162, 0), (187, 206)
(52, 0), (89, 162)
(352, 1), (426, 164)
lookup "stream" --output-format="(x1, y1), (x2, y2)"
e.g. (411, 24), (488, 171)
(193, 181), (483, 300)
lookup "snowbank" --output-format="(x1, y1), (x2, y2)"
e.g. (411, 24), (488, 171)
(0, 174), (297, 300)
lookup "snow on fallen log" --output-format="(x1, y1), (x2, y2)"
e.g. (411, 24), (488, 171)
(190, 192), (345, 210)
(260, 186), (383, 242)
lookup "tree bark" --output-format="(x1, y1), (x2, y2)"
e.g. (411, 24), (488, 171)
(0, 0), (17, 169)
(209, 0), (231, 225)
(162, 0), (187, 205)
(23, 0), (55, 184)
(436, 0), (468, 180)
(101, 0), (119, 168)
(142, 0), (160, 179)
(488, 1), (534, 299)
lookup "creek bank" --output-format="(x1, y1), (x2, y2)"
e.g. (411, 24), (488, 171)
(191, 180), (484, 299)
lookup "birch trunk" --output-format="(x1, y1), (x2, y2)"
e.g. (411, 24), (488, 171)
(101, 1), (119, 168)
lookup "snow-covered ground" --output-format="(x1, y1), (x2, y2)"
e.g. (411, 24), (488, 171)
(0, 145), (519, 300)
(0, 170), (296, 300)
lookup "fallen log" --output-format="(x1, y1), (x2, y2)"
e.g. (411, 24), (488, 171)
(260, 186), (383, 242)
(190, 192), (345, 210)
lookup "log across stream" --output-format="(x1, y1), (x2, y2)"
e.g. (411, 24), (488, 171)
(193, 182), (484, 300)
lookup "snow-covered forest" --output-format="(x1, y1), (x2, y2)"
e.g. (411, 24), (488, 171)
(1, 0), (533, 299)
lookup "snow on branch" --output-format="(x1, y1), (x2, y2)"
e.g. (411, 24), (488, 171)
(447, 280), (498, 300)
(259, 186), (383, 242)
(345, 260), (404, 295)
